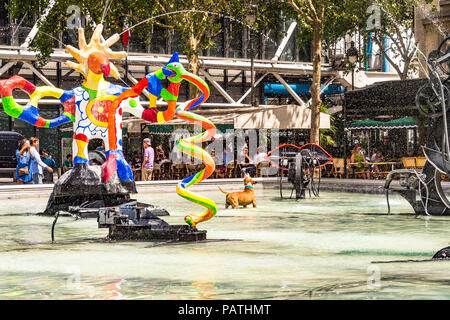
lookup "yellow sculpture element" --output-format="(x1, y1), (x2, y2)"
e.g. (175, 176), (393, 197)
(65, 24), (127, 81)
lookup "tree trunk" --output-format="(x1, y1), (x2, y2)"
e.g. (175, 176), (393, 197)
(186, 33), (201, 100)
(309, 21), (323, 145)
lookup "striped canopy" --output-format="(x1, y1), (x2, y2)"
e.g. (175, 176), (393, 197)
(348, 117), (418, 130)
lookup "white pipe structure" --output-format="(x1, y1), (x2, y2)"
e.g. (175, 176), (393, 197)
(22, 62), (55, 87)
(0, 46), (340, 109)
(271, 72), (306, 107)
(201, 70), (236, 104)
(0, 48), (337, 76)
(272, 21), (298, 62)
(20, 0), (57, 48)
(0, 99), (250, 109)
(0, 61), (16, 77)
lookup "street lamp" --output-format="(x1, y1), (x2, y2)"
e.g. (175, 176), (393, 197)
(343, 41), (359, 178)
(346, 41), (358, 90)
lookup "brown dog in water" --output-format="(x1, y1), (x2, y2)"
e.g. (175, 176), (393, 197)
(218, 173), (257, 208)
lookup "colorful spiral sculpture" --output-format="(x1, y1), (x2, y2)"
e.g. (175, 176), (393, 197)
(104, 57), (217, 227)
(174, 75), (218, 227)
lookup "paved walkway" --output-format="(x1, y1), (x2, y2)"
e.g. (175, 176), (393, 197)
(1, 176), (449, 199)
(0, 177), (278, 199)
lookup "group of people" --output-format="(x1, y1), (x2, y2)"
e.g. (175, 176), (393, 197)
(129, 138), (169, 181)
(15, 137), (55, 184)
(16, 135), (270, 184)
(129, 138), (270, 181)
(349, 145), (386, 179)
(349, 144), (416, 179)
(211, 146), (268, 178)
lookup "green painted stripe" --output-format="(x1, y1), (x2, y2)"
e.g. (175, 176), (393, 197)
(155, 69), (165, 80)
(80, 85), (107, 100)
(44, 121), (50, 128)
(160, 88), (177, 101)
(1, 96), (23, 118)
(185, 171), (204, 189)
(63, 112), (75, 122)
(177, 192), (217, 213)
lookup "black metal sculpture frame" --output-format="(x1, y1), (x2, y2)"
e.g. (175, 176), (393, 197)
(279, 149), (321, 200)
(385, 35), (450, 216)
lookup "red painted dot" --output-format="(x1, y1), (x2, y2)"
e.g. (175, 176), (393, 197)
(118, 108), (122, 116)
(120, 123), (123, 129)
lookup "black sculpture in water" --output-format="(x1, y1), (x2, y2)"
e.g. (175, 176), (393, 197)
(266, 143), (333, 200)
(385, 35), (450, 216)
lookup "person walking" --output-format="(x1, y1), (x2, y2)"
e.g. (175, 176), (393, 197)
(15, 139), (33, 184)
(142, 138), (154, 181)
(29, 137), (53, 184)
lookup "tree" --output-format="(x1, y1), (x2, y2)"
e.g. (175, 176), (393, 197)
(286, 0), (364, 145)
(7, 0), (160, 64)
(154, 1), (249, 98)
(362, 0), (433, 80)
(362, 0), (433, 152)
(8, 0), (249, 98)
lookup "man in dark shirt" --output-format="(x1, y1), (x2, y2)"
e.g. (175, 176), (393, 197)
(41, 149), (56, 183)
(63, 154), (73, 173)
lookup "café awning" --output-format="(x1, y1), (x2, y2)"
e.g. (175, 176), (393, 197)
(348, 117), (418, 130)
(233, 104), (330, 129)
(124, 104), (330, 133)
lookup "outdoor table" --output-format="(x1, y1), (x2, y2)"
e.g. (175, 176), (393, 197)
(370, 161), (401, 171)
(368, 161), (402, 180)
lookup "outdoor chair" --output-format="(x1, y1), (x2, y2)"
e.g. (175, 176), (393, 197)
(152, 164), (161, 180)
(353, 167), (370, 179)
(159, 162), (171, 180)
(321, 163), (333, 178)
(172, 163), (187, 180)
(256, 161), (271, 177)
(372, 164), (388, 180)
(331, 158), (345, 179)
(401, 157), (416, 169)
(415, 157), (427, 169)
(313, 168), (321, 179)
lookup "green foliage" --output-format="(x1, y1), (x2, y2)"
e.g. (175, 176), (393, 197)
(355, 0), (434, 79)
(319, 103), (337, 147)
(156, 1), (236, 55)
(8, 0), (161, 66)
(283, 0), (366, 49)
(7, 0), (255, 71)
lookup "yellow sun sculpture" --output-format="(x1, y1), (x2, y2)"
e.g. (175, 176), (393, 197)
(65, 24), (127, 80)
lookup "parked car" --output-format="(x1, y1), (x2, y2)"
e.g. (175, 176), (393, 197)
(0, 131), (25, 180)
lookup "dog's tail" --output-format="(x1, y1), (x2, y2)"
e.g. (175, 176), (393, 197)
(218, 186), (229, 194)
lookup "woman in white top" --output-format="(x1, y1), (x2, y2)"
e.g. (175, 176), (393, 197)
(29, 137), (53, 184)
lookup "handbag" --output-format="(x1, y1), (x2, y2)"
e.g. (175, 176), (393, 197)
(18, 165), (29, 177)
